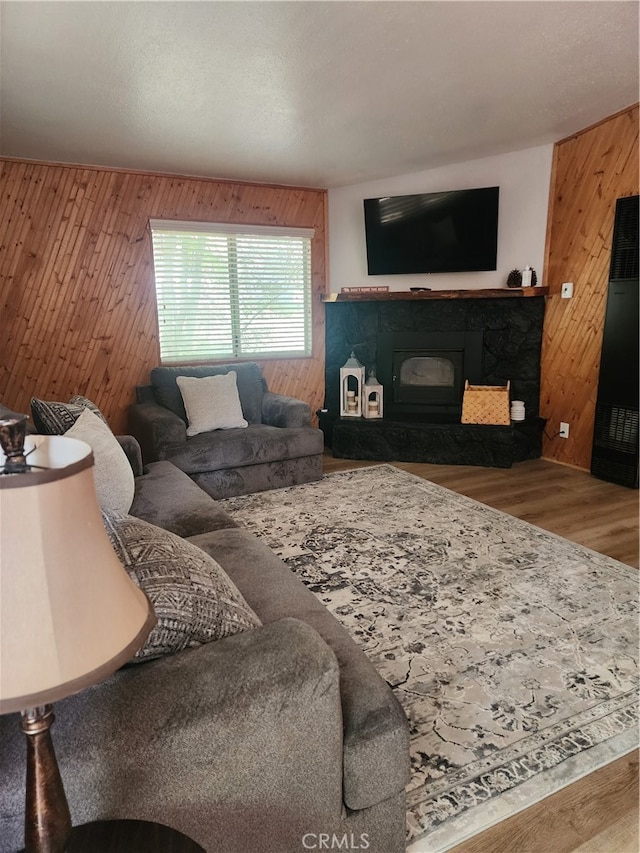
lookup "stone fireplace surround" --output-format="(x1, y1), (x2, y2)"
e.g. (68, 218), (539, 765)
(322, 290), (546, 467)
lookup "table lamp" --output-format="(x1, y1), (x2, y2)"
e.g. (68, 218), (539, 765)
(0, 415), (156, 853)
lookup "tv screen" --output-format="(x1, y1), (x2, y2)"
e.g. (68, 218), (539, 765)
(363, 186), (499, 275)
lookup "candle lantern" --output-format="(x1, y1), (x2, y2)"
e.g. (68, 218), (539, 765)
(340, 352), (365, 417)
(363, 368), (384, 419)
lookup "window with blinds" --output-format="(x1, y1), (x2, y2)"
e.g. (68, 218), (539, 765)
(149, 220), (314, 363)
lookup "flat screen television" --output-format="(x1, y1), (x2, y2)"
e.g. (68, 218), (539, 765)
(363, 186), (499, 275)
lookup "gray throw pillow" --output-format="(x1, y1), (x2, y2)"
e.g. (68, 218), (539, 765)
(102, 511), (262, 663)
(66, 408), (135, 513)
(30, 394), (108, 434)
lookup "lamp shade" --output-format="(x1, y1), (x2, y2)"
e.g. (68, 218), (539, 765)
(0, 434), (155, 714)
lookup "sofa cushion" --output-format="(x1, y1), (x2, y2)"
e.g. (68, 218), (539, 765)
(188, 526), (411, 811)
(67, 408), (135, 513)
(191, 455), (324, 500)
(103, 511), (261, 663)
(30, 394), (109, 434)
(130, 460), (239, 537)
(151, 362), (265, 425)
(166, 424), (324, 475)
(177, 372), (248, 436)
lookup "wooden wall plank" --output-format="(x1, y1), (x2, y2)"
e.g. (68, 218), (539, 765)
(540, 105), (639, 469)
(0, 161), (327, 434)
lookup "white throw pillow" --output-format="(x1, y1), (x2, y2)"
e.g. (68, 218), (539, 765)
(176, 372), (248, 436)
(66, 408), (135, 513)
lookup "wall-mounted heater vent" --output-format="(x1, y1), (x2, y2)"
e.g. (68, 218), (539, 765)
(593, 404), (638, 453)
(609, 195), (639, 280)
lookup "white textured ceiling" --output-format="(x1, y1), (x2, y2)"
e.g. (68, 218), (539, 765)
(0, 1), (638, 188)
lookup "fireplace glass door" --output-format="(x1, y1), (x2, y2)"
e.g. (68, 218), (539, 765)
(393, 349), (464, 405)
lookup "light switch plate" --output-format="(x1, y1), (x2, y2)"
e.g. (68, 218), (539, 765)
(561, 282), (574, 299)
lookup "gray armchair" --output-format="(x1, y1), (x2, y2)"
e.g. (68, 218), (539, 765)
(129, 362), (324, 499)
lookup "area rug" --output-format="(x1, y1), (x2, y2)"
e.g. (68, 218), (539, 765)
(221, 464), (639, 852)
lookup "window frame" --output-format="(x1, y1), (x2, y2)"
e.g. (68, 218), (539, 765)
(149, 219), (315, 364)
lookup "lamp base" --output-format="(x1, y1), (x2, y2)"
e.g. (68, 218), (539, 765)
(19, 710), (203, 852)
(22, 705), (72, 853)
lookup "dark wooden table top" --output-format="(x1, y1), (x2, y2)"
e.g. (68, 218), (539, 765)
(65, 819), (206, 853)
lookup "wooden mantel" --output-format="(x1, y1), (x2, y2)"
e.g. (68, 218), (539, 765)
(323, 287), (548, 302)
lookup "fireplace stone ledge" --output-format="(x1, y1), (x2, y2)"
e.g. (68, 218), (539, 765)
(330, 417), (545, 469)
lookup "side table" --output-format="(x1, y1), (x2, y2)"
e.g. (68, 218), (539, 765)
(65, 819), (206, 853)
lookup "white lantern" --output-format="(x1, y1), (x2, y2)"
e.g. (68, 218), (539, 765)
(340, 352), (366, 417)
(363, 368), (383, 419)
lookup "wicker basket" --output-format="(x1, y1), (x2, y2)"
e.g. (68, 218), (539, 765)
(461, 380), (511, 425)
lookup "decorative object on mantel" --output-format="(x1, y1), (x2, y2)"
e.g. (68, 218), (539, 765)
(461, 379), (511, 425)
(521, 265), (538, 287)
(506, 268), (523, 288)
(340, 352), (365, 417)
(340, 285), (389, 294)
(363, 369), (383, 419)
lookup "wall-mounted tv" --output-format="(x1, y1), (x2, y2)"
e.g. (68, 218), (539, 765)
(363, 186), (499, 275)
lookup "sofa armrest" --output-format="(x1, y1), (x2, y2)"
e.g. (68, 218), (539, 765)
(129, 401), (187, 464)
(0, 619), (344, 853)
(116, 434), (144, 477)
(262, 391), (312, 428)
(134, 384), (156, 404)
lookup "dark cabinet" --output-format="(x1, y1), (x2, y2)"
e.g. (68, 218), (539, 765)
(591, 195), (639, 488)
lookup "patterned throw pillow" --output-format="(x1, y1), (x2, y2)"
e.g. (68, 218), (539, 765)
(102, 511), (262, 662)
(30, 394), (108, 434)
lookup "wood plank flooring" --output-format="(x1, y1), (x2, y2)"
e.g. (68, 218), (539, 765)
(323, 453), (639, 853)
(322, 455), (639, 567)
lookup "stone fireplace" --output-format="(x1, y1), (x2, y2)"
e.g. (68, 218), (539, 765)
(322, 290), (546, 467)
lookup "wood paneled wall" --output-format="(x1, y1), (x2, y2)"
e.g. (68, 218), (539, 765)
(3, 107), (636, 456)
(540, 105), (639, 469)
(0, 160), (327, 434)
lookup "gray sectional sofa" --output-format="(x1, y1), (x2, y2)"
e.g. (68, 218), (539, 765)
(0, 431), (410, 852)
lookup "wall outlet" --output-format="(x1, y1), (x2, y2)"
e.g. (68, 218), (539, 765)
(561, 282), (574, 299)
(559, 422), (570, 438)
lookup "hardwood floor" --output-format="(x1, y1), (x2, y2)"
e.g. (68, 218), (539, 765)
(322, 455), (639, 567)
(323, 452), (639, 853)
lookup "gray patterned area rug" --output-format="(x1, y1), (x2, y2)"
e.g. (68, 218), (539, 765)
(221, 464), (639, 852)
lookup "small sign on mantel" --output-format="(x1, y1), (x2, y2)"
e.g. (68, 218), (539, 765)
(341, 286), (390, 294)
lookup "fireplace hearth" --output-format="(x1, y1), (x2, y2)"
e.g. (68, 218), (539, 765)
(322, 292), (546, 467)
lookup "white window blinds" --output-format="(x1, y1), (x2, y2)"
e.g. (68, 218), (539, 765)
(149, 220), (314, 363)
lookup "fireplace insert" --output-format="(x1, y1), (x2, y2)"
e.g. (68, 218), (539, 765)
(378, 331), (483, 421)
